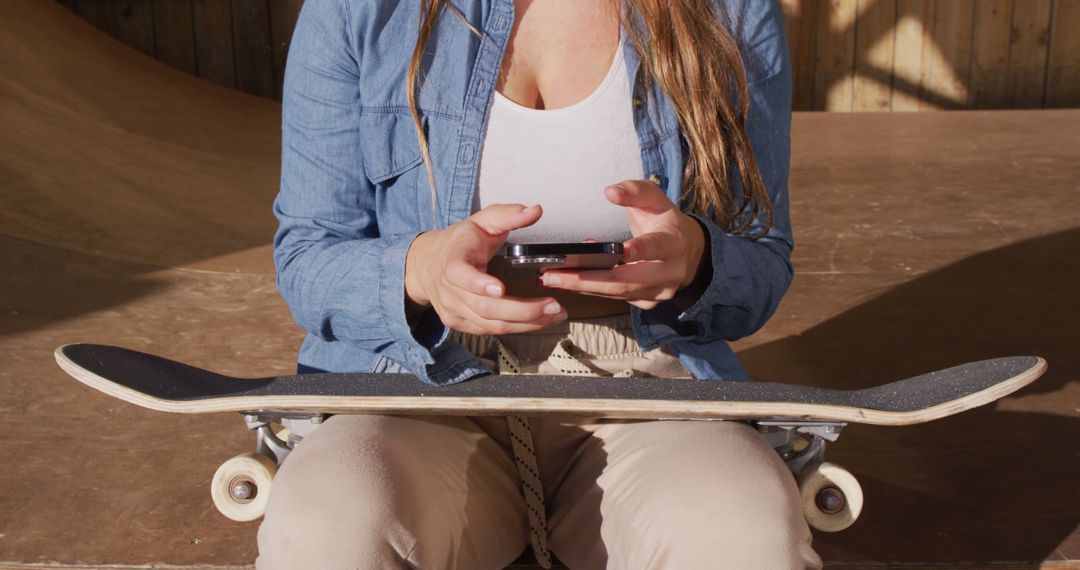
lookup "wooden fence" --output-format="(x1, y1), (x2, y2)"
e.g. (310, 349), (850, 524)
(782, 0), (1080, 110)
(57, 0), (1080, 111)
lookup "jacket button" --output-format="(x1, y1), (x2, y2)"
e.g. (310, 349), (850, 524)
(648, 173), (661, 185)
(632, 96), (643, 108)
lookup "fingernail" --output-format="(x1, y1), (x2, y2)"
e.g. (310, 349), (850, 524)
(607, 185), (625, 195)
(485, 284), (501, 297)
(553, 310), (568, 323)
(544, 274), (561, 286)
(522, 204), (539, 215)
(543, 302), (561, 315)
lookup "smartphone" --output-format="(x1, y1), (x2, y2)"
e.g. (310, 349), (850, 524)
(503, 242), (624, 271)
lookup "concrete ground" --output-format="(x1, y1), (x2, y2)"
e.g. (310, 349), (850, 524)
(1, 1), (1078, 568)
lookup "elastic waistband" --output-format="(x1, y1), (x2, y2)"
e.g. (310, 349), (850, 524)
(449, 313), (640, 363)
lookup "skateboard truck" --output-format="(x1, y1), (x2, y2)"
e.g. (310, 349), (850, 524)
(207, 413), (324, 523)
(244, 414), (303, 465)
(753, 420), (862, 532)
(755, 420), (844, 474)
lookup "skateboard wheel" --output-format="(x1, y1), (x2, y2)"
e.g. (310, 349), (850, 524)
(797, 462), (863, 532)
(210, 453), (277, 522)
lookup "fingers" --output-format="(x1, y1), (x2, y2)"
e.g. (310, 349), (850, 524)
(541, 263), (675, 299)
(439, 259), (568, 331)
(430, 204), (570, 335)
(462, 204), (543, 259)
(449, 312), (562, 336)
(444, 259), (505, 297)
(462, 291), (566, 324)
(442, 259), (569, 319)
(447, 294), (567, 335)
(604, 180), (673, 214)
(468, 203), (543, 236)
(623, 231), (679, 263)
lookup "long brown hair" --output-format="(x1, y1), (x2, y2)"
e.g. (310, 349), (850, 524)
(407, 0), (772, 236)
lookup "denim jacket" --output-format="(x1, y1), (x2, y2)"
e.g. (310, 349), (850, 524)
(273, 0), (793, 385)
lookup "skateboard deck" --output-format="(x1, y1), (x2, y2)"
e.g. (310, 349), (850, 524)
(55, 343), (1045, 426)
(54, 343), (1047, 530)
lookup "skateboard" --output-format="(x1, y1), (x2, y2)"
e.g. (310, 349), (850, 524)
(55, 343), (1046, 532)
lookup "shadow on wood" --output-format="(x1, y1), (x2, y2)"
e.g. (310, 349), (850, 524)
(739, 227), (1080, 564)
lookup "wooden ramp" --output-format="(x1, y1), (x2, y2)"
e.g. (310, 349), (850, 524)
(1, 0), (1078, 568)
(0, 0), (279, 274)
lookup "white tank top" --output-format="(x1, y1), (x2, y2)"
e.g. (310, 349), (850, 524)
(472, 28), (641, 245)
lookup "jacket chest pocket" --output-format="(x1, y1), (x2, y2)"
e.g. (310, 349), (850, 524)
(359, 111), (430, 229)
(359, 111), (428, 183)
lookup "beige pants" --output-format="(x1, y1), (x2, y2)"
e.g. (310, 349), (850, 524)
(256, 315), (822, 569)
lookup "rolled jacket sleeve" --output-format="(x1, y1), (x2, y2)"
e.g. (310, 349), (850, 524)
(633, 0), (794, 348)
(272, 0), (452, 382)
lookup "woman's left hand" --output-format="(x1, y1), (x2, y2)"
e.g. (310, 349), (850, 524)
(539, 179), (708, 310)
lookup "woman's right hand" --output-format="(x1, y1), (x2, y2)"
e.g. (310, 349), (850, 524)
(404, 203), (568, 335)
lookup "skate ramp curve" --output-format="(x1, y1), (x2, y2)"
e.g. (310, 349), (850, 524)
(0, 0), (282, 275)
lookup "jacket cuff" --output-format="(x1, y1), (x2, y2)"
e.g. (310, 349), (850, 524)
(628, 213), (727, 349)
(676, 212), (729, 324)
(378, 232), (451, 371)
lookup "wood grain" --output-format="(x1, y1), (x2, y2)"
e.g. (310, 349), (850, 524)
(191, 0), (236, 88)
(781, 0), (820, 111)
(969, 0), (1014, 108)
(815, 0), (859, 111)
(231, 0), (275, 98)
(112, 0), (156, 56)
(74, 0), (117, 35)
(268, 0), (301, 100)
(152, 0), (197, 75)
(919, 0), (973, 109)
(853, 0), (898, 111)
(891, 0), (932, 110)
(1046, 0), (1080, 107)
(1007, 0), (1053, 107)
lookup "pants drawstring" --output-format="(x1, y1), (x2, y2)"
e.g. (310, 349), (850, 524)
(498, 337), (635, 568)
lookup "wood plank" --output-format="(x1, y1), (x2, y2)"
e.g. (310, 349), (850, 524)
(231, 0), (275, 98)
(853, 0), (898, 111)
(891, 0), (932, 110)
(112, 0), (156, 57)
(919, 0), (974, 109)
(191, 0), (237, 88)
(969, 0), (1014, 108)
(152, 0), (198, 75)
(56, 0), (76, 11)
(268, 0), (302, 100)
(815, 0), (858, 111)
(73, 0), (117, 35)
(1007, 0), (1053, 107)
(1046, 0), (1080, 107)
(780, 0), (820, 111)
